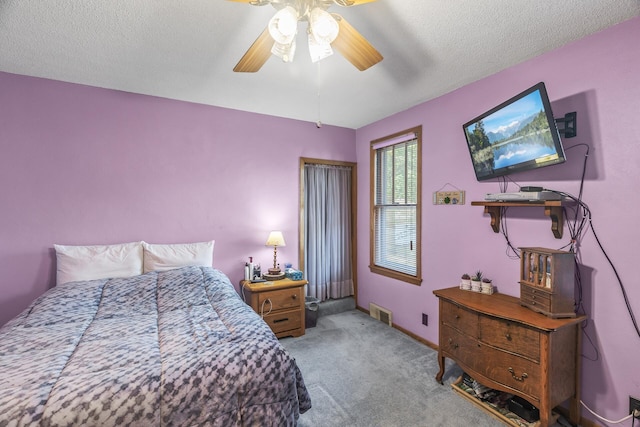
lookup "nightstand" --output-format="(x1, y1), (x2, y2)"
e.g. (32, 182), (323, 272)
(241, 278), (308, 338)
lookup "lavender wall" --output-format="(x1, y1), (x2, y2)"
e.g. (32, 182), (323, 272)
(355, 17), (640, 424)
(0, 72), (356, 325)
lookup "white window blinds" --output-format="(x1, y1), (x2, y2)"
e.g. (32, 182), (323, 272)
(371, 131), (420, 282)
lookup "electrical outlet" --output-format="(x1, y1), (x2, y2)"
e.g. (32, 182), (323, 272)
(630, 396), (640, 419)
(422, 313), (428, 326)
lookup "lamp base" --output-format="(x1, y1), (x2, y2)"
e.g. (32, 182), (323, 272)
(263, 272), (285, 281)
(268, 267), (281, 275)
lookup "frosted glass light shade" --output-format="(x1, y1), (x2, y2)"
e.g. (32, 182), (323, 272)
(271, 39), (296, 62)
(309, 8), (339, 44)
(309, 35), (333, 62)
(268, 6), (298, 45)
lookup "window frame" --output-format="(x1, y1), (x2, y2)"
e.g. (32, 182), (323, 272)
(369, 126), (422, 285)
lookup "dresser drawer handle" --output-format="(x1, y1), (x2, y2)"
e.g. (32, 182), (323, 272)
(505, 333), (512, 341)
(291, 294), (298, 299)
(448, 338), (459, 349)
(508, 367), (528, 382)
(455, 315), (460, 320)
(273, 318), (289, 324)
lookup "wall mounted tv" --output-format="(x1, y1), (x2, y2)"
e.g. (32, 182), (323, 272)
(463, 82), (566, 181)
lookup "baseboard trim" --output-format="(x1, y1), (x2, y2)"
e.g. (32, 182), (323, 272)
(356, 305), (438, 351)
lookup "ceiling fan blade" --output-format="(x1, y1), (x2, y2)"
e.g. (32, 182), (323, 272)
(333, 0), (377, 6)
(331, 14), (382, 71)
(233, 27), (274, 72)
(227, 0), (263, 3)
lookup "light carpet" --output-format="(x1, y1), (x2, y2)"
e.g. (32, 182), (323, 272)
(281, 310), (571, 427)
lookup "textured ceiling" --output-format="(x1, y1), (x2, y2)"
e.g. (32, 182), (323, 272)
(0, 1), (638, 129)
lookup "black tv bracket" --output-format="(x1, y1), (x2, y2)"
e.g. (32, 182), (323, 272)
(555, 112), (577, 138)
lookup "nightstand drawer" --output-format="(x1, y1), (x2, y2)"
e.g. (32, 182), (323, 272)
(258, 287), (302, 311)
(242, 278), (307, 338)
(264, 309), (302, 334)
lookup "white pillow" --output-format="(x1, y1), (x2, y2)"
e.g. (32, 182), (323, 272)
(142, 240), (214, 273)
(54, 242), (144, 285)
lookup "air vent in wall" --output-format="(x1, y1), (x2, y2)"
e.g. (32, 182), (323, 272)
(369, 303), (392, 326)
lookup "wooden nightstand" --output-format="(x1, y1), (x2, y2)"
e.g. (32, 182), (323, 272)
(241, 278), (307, 338)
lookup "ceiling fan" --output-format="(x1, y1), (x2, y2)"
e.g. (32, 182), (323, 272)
(229, 0), (383, 72)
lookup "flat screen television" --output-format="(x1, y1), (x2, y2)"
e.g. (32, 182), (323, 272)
(463, 82), (566, 181)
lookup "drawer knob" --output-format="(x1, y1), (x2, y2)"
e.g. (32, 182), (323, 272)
(505, 333), (512, 341)
(455, 315), (460, 320)
(508, 367), (528, 382)
(292, 294), (298, 299)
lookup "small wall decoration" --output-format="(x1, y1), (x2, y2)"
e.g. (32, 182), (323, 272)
(433, 183), (465, 205)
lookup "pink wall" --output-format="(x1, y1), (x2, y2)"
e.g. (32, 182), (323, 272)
(355, 16), (640, 425)
(0, 72), (355, 325)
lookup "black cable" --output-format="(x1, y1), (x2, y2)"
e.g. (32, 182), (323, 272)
(546, 189), (640, 340)
(500, 207), (520, 259)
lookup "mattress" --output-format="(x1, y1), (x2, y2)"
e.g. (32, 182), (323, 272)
(0, 266), (311, 426)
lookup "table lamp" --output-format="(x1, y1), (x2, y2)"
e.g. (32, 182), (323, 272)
(265, 231), (286, 275)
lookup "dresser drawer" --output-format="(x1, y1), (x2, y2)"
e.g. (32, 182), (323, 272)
(264, 308), (302, 335)
(258, 287), (302, 311)
(478, 316), (540, 362)
(476, 343), (541, 400)
(520, 284), (552, 313)
(440, 324), (479, 371)
(440, 300), (478, 335)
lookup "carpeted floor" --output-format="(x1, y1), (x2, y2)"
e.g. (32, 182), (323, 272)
(281, 309), (571, 427)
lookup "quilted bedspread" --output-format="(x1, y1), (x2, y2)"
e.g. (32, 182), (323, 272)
(0, 266), (311, 426)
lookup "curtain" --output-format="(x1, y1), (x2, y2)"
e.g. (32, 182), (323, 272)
(304, 164), (353, 301)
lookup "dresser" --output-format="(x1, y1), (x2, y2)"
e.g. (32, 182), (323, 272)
(241, 278), (307, 338)
(434, 287), (585, 427)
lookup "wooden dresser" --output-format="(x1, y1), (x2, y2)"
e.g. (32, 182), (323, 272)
(434, 287), (585, 427)
(241, 278), (307, 338)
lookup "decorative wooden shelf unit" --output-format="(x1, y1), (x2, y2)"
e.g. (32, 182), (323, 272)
(471, 201), (569, 239)
(519, 247), (576, 319)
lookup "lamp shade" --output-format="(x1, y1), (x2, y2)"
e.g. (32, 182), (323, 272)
(265, 231), (286, 247)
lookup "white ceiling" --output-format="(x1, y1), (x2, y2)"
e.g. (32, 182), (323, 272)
(1, 1), (638, 129)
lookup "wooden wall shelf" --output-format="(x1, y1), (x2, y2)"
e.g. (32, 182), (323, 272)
(471, 201), (568, 239)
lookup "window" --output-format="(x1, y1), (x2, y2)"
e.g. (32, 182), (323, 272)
(370, 126), (422, 285)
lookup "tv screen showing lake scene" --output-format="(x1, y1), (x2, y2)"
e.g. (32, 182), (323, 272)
(463, 82), (565, 181)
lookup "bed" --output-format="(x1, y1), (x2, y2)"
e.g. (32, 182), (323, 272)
(0, 265), (311, 426)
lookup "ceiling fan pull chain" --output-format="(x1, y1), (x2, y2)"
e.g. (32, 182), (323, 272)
(316, 61), (323, 128)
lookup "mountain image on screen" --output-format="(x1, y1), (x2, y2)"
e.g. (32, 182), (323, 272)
(464, 91), (557, 176)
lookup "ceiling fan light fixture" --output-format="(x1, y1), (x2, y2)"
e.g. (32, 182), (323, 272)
(308, 35), (333, 62)
(309, 7), (339, 44)
(268, 6), (299, 44)
(271, 39), (297, 62)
